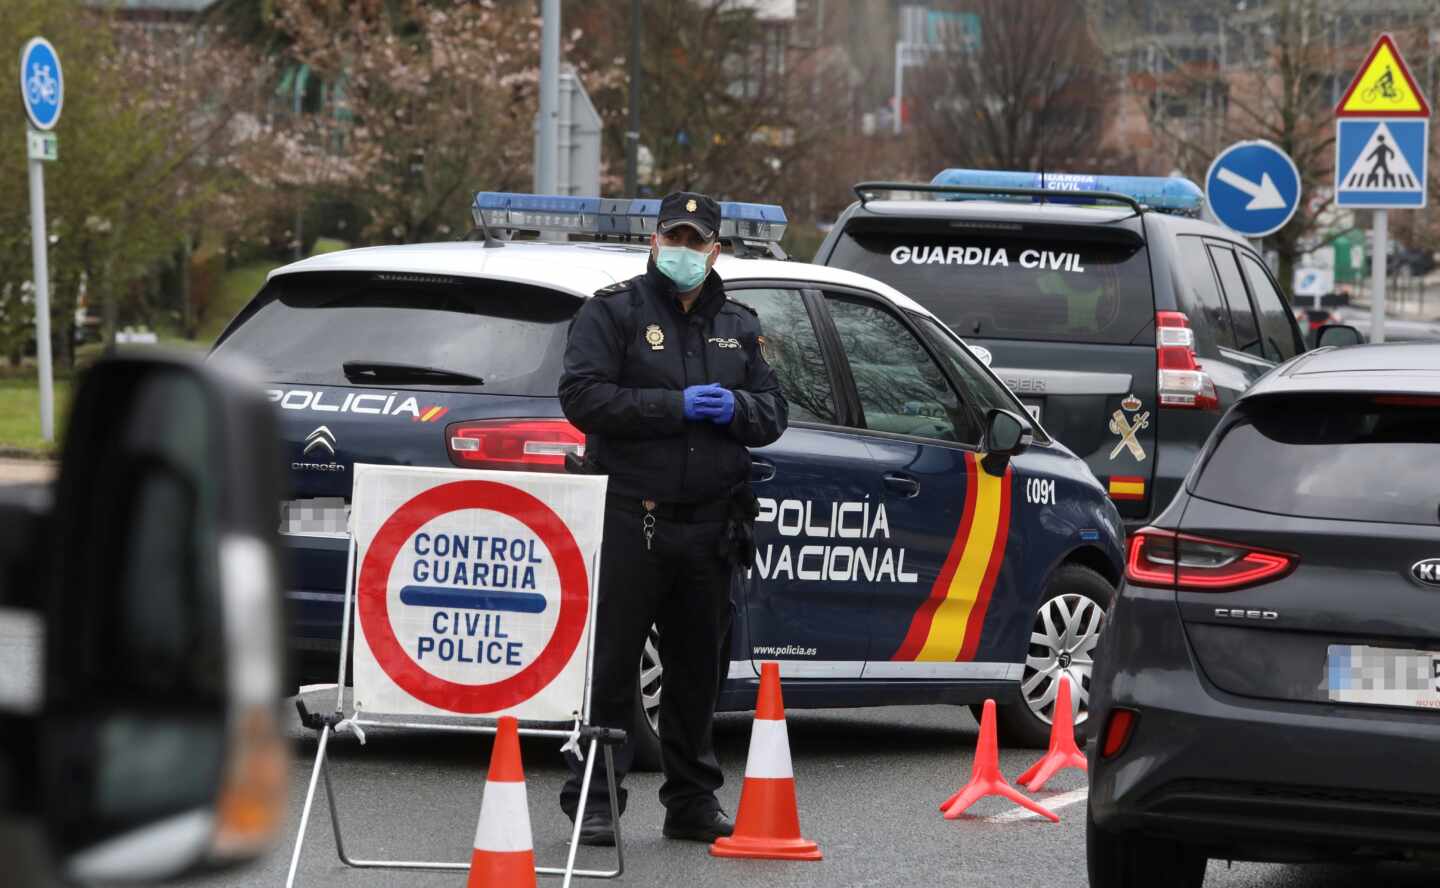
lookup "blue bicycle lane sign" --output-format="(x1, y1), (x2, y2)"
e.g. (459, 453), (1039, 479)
(19, 37), (63, 131)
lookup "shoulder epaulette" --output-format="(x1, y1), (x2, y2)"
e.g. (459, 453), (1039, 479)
(725, 297), (758, 318)
(593, 280), (635, 298)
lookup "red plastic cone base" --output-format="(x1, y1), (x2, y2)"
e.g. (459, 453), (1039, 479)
(1016, 675), (1088, 793)
(465, 848), (536, 888)
(940, 699), (1058, 823)
(711, 833), (823, 861)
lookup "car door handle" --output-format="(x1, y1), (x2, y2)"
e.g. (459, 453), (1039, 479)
(883, 473), (920, 498)
(751, 459), (776, 483)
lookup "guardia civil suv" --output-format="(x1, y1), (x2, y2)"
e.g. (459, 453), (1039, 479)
(211, 192), (1126, 762)
(817, 171), (1329, 532)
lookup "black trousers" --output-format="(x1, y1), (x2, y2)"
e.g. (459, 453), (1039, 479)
(559, 499), (733, 819)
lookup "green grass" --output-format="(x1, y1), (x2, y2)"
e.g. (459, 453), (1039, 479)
(0, 375), (72, 456)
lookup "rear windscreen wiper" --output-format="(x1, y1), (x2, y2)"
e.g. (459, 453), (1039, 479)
(342, 361), (484, 385)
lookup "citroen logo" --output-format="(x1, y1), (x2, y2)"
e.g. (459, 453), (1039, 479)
(304, 425), (336, 456)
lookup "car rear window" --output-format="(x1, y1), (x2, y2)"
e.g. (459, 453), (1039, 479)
(828, 223), (1153, 345)
(1193, 395), (1440, 526)
(211, 271), (580, 396)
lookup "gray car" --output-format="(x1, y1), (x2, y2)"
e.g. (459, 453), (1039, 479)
(1086, 342), (1440, 887)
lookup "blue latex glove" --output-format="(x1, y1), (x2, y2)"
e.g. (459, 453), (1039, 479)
(683, 384), (724, 421)
(706, 386), (735, 424)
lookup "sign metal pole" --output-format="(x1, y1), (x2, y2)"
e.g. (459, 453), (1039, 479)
(20, 37), (62, 444)
(1371, 210), (1388, 343)
(27, 132), (53, 442)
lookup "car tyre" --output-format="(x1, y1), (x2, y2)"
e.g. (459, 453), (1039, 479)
(630, 626), (664, 772)
(1086, 803), (1206, 887)
(981, 563), (1113, 749)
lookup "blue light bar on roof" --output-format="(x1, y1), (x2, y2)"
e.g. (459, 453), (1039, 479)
(930, 169), (1205, 216)
(472, 192), (601, 232)
(717, 201), (789, 240)
(472, 192), (788, 242)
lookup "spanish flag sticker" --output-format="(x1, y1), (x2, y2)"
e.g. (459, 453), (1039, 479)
(893, 452), (1012, 663)
(1108, 476), (1145, 501)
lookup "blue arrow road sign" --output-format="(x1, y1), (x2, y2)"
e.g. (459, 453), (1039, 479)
(1335, 119), (1428, 209)
(19, 37), (63, 131)
(1204, 140), (1301, 238)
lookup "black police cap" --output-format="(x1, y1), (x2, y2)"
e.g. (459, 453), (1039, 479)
(657, 192), (720, 241)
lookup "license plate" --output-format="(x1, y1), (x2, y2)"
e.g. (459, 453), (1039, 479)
(1022, 401), (1042, 423)
(279, 497), (350, 538)
(1326, 644), (1440, 710)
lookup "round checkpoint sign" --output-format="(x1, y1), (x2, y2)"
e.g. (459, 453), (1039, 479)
(19, 37), (63, 131)
(358, 480), (590, 714)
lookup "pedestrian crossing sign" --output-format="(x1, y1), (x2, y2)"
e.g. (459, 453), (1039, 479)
(1335, 118), (1428, 208)
(1335, 33), (1430, 118)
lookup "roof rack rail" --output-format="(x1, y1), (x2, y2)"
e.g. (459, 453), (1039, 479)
(853, 181), (1144, 215)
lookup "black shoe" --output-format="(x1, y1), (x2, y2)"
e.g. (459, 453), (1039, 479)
(662, 807), (734, 842)
(577, 811), (616, 847)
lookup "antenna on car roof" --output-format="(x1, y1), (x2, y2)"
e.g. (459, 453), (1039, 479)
(463, 214), (508, 248)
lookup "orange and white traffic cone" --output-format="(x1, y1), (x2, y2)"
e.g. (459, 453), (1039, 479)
(1016, 675), (1088, 793)
(465, 715), (537, 888)
(940, 699), (1058, 822)
(710, 662), (822, 861)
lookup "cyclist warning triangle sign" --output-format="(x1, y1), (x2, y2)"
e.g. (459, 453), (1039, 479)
(1338, 121), (1422, 191)
(1336, 34), (1430, 117)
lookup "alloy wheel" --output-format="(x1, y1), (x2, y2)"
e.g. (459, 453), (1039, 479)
(1022, 593), (1103, 725)
(640, 626), (663, 736)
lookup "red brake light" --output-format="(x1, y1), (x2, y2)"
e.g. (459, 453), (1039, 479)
(1155, 311), (1219, 411)
(1125, 527), (1296, 592)
(1101, 708), (1137, 759)
(444, 418), (585, 473)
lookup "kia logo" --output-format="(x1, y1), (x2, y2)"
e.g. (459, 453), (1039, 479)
(304, 425), (336, 456)
(1411, 558), (1440, 587)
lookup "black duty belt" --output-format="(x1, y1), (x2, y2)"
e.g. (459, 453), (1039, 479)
(606, 493), (731, 523)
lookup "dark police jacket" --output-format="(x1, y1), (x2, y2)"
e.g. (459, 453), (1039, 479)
(559, 259), (788, 504)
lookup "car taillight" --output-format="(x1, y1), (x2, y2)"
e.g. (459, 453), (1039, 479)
(1101, 708), (1137, 759)
(1126, 527), (1296, 592)
(1155, 311), (1219, 410)
(444, 418), (585, 473)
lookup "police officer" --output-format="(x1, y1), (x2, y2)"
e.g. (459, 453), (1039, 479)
(557, 192), (788, 844)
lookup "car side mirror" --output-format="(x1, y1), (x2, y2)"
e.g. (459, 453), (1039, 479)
(981, 408), (1032, 474)
(1315, 324), (1364, 349)
(40, 352), (288, 882)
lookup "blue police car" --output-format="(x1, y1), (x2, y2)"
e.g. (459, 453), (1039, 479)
(210, 194), (1126, 761)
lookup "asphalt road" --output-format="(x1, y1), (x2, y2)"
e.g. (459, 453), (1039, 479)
(159, 689), (1436, 888)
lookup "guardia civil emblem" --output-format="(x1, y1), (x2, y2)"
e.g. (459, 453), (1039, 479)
(645, 324), (665, 351)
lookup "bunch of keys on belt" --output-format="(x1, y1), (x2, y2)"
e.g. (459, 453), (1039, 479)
(642, 500), (657, 551)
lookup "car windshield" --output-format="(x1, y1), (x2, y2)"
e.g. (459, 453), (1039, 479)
(211, 272), (580, 396)
(1193, 394), (1440, 526)
(829, 224), (1153, 345)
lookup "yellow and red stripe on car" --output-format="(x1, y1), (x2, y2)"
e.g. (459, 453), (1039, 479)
(892, 452), (1013, 663)
(416, 405), (449, 423)
(1108, 475), (1145, 501)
